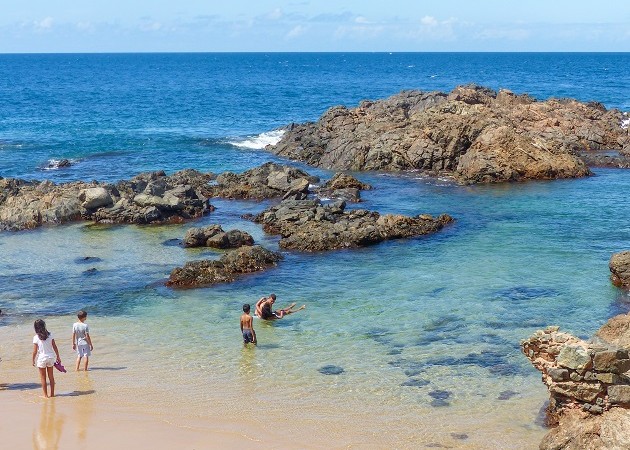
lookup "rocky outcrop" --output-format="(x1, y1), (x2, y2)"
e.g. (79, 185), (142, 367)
(596, 314), (630, 349)
(270, 85), (628, 184)
(539, 408), (630, 450)
(610, 251), (630, 288)
(522, 318), (630, 448)
(0, 169), (214, 231)
(252, 198), (453, 252)
(183, 225), (254, 249)
(166, 245), (282, 288)
(316, 173), (372, 203)
(208, 162), (319, 200)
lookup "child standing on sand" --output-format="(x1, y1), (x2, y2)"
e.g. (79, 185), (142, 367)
(240, 304), (257, 346)
(32, 319), (61, 398)
(72, 310), (94, 371)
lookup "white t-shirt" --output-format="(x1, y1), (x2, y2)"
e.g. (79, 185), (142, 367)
(73, 322), (90, 346)
(33, 333), (56, 359)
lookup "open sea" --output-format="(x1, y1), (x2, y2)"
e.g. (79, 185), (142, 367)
(1, 53), (630, 448)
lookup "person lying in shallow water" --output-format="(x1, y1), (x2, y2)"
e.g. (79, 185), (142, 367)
(255, 294), (305, 320)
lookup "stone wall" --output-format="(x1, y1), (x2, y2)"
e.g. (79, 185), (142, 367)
(521, 326), (630, 424)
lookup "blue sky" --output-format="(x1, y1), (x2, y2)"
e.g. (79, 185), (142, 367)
(1, 0), (629, 52)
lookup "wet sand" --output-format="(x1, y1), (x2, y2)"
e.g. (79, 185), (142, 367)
(0, 313), (547, 449)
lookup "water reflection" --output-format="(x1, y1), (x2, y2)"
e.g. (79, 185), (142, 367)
(32, 400), (64, 450)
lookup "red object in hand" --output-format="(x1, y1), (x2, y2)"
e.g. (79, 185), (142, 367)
(53, 361), (67, 373)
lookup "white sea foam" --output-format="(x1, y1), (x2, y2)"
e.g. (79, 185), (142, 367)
(622, 117), (630, 130)
(229, 129), (286, 149)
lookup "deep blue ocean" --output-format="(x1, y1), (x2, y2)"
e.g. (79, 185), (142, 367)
(1, 53), (630, 447)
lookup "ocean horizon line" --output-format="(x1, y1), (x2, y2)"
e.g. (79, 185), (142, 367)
(1, 50), (629, 56)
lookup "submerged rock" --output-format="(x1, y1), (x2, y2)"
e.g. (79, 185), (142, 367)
(253, 198), (453, 252)
(270, 85), (627, 184)
(318, 365), (344, 375)
(166, 245), (282, 288)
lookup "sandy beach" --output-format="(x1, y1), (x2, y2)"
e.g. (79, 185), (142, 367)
(0, 310), (547, 449)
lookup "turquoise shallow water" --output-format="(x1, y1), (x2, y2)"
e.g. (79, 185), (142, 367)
(1, 53), (629, 447)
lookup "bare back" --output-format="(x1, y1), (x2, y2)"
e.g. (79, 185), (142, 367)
(240, 313), (253, 330)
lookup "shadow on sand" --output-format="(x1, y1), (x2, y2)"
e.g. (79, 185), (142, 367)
(0, 382), (41, 391)
(57, 390), (96, 397)
(88, 366), (127, 371)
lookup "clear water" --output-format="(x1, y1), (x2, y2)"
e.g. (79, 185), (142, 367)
(1, 53), (629, 448)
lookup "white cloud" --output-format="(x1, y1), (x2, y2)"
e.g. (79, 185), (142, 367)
(420, 16), (438, 27)
(286, 25), (306, 38)
(475, 28), (530, 40)
(408, 16), (458, 41)
(76, 21), (94, 32)
(140, 21), (163, 32)
(268, 8), (283, 20)
(334, 24), (385, 40)
(355, 16), (370, 24)
(34, 17), (54, 31)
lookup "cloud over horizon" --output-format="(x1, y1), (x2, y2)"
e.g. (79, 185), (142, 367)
(0, 2), (628, 52)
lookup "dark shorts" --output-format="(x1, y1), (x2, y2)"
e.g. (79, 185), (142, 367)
(261, 307), (275, 320)
(242, 329), (254, 344)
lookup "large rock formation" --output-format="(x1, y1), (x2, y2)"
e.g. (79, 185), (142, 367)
(207, 162), (319, 200)
(270, 85), (628, 184)
(252, 198), (453, 252)
(0, 169), (214, 231)
(183, 224), (254, 249)
(166, 245), (282, 288)
(610, 251), (630, 288)
(522, 315), (630, 449)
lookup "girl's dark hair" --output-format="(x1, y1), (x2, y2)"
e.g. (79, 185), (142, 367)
(34, 319), (50, 341)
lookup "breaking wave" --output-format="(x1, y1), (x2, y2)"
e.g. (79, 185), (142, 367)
(228, 129), (286, 149)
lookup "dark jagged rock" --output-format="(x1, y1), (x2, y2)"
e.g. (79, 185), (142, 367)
(208, 162), (319, 200)
(270, 85), (628, 184)
(183, 224), (254, 249)
(252, 198), (453, 252)
(166, 245), (282, 288)
(0, 169), (215, 231)
(316, 173), (372, 203)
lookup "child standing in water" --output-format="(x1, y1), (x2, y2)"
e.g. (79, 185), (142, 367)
(72, 310), (94, 371)
(32, 319), (61, 398)
(240, 304), (257, 346)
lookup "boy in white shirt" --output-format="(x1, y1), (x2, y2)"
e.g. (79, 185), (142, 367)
(72, 310), (94, 371)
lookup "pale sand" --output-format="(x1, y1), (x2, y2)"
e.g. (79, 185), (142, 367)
(0, 388), (288, 449)
(0, 315), (546, 449)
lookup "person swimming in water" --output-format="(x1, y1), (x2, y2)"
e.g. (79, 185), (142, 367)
(255, 294), (305, 320)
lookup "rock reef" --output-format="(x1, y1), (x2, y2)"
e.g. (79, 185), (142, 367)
(182, 225), (254, 249)
(0, 169), (214, 231)
(270, 85), (628, 184)
(208, 162), (318, 200)
(166, 245), (282, 288)
(522, 315), (630, 448)
(252, 198), (453, 252)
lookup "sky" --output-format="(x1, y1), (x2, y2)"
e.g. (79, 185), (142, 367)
(1, 0), (629, 53)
